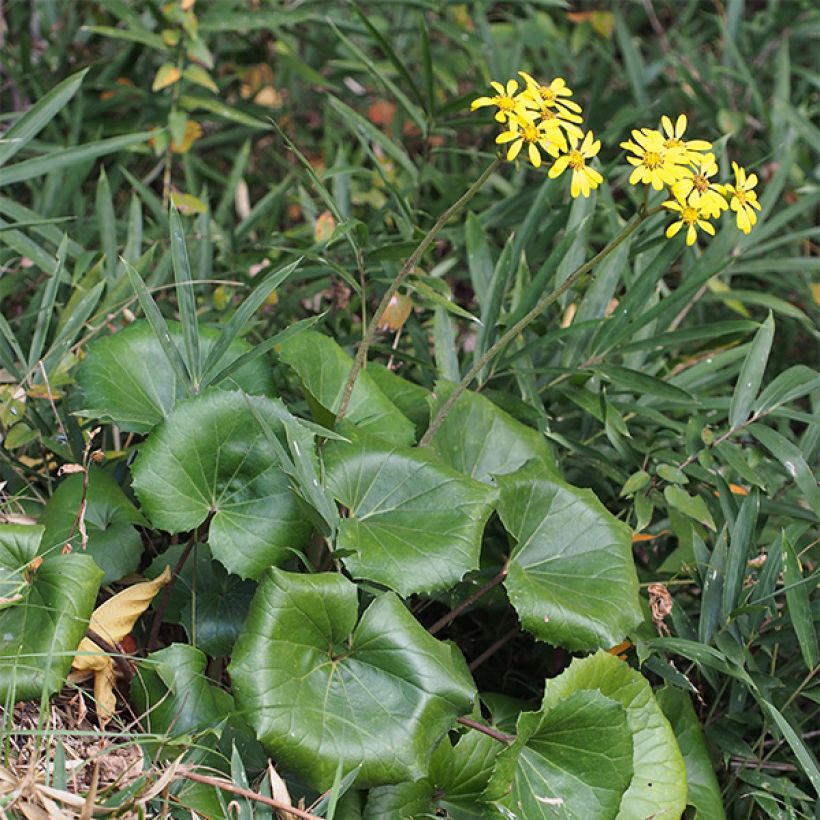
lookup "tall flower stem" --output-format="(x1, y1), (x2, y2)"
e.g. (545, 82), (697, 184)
(336, 155), (504, 423)
(419, 205), (662, 447)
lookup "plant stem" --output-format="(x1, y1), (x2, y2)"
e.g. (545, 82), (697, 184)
(336, 155), (503, 422)
(457, 716), (515, 744)
(419, 207), (660, 447)
(428, 560), (509, 635)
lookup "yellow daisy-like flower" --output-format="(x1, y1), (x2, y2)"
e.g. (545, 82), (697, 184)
(620, 128), (687, 190)
(663, 195), (716, 246)
(723, 161), (762, 234)
(548, 130), (603, 198)
(496, 112), (564, 168)
(471, 79), (531, 123)
(671, 153), (728, 218)
(647, 114), (712, 164)
(518, 72), (583, 119)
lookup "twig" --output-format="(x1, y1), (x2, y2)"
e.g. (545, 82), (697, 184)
(85, 628), (133, 683)
(457, 716), (515, 744)
(180, 769), (322, 819)
(336, 155), (503, 422)
(469, 626), (519, 672)
(428, 560), (509, 636)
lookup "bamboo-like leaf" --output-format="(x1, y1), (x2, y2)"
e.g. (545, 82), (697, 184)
(169, 205), (200, 386)
(95, 167), (117, 284)
(28, 236), (69, 369)
(728, 312), (774, 428)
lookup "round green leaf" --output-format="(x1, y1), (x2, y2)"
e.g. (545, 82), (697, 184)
(229, 568), (477, 789)
(75, 320), (274, 433)
(0, 525), (102, 701)
(131, 391), (311, 579)
(278, 331), (415, 445)
(427, 381), (559, 484)
(323, 436), (497, 595)
(40, 467), (146, 584)
(537, 652), (687, 819)
(487, 690), (634, 819)
(497, 462), (643, 651)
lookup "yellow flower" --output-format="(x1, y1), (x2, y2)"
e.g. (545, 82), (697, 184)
(496, 113), (564, 168)
(620, 128), (686, 190)
(663, 195), (716, 246)
(671, 153), (728, 218)
(548, 130), (603, 198)
(518, 72), (583, 120)
(723, 161), (761, 234)
(471, 79), (531, 123)
(646, 114), (712, 163)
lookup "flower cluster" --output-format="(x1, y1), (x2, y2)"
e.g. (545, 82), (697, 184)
(471, 73), (602, 198)
(621, 115), (761, 244)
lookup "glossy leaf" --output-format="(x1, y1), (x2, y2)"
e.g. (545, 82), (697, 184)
(229, 569), (476, 789)
(540, 652), (685, 818)
(497, 462), (642, 650)
(664, 485), (717, 531)
(0, 525), (102, 701)
(728, 312), (774, 428)
(278, 330), (415, 444)
(427, 382), (559, 484)
(488, 690), (633, 819)
(76, 320), (274, 433)
(131, 391), (311, 579)
(40, 467), (147, 584)
(656, 687), (725, 819)
(323, 436), (497, 595)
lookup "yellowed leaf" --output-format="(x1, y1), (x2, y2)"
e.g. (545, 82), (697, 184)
(170, 191), (207, 215)
(72, 567), (171, 723)
(314, 210), (336, 244)
(170, 119), (203, 154)
(811, 282), (820, 306)
(152, 63), (182, 92)
(183, 64), (218, 94)
(378, 293), (413, 332)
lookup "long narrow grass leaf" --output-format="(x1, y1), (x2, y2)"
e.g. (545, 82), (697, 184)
(169, 205), (200, 384)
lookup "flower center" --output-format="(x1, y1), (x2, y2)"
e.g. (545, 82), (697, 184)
(734, 189), (748, 205)
(644, 151), (663, 170)
(540, 88), (556, 105)
(681, 206), (699, 224)
(664, 137), (683, 150)
(540, 107), (555, 120)
(522, 124), (538, 143)
(693, 174), (709, 192)
(568, 150), (585, 170)
(495, 96), (515, 111)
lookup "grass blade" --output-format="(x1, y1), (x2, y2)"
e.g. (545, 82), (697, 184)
(95, 167), (117, 284)
(781, 533), (819, 670)
(28, 235), (68, 369)
(169, 205), (200, 385)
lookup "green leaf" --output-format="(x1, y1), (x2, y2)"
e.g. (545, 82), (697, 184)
(366, 364), (431, 436)
(592, 365), (697, 405)
(365, 732), (497, 819)
(538, 652), (686, 818)
(656, 687), (726, 819)
(131, 391), (312, 579)
(183, 64), (218, 93)
(497, 462), (642, 651)
(488, 690), (634, 819)
(169, 205), (201, 385)
(324, 436), (496, 595)
(0, 68), (87, 167)
(728, 312), (774, 429)
(40, 468), (146, 585)
(781, 533), (819, 670)
(753, 365), (820, 416)
(75, 320), (274, 433)
(748, 423), (820, 515)
(180, 95), (272, 129)
(0, 132), (154, 187)
(278, 331), (415, 445)
(95, 167), (117, 285)
(663, 486), (716, 531)
(722, 490), (759, 619)
(229, 569), (476, 789)
(0, 525), (102, 701)
(427, 382), (559, 484)
(758, 699), (820, 798)
(28, 235), (68, 369)
(83, 24), (167, 51)
(146, 543), (255, 657)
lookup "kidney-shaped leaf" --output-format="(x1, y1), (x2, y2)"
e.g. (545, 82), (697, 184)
(0, 525), (102, 701)
(497, 461), (642, 651)
(229, 569), (476, 789)
(487, 690), (634, 819)
(536, 652), (687, 819)
(428, 381), (559, 484)
(75, 320), (274, 433)
(40, 467), (147, 584)
(323, 436), (497, 595)
(365, 731), (498, 819)
(132, 391), (311, 579)
(278, 331), (415, 444)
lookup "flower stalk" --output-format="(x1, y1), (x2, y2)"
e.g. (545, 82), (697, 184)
(336, 155), (503, 422)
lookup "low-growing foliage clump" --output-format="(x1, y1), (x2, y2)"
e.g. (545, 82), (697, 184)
(0, 2), (817, 817)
